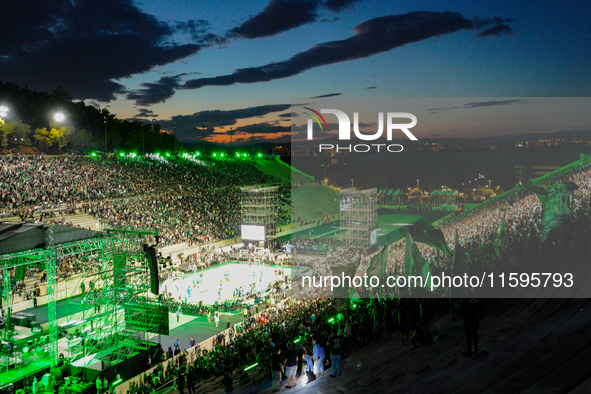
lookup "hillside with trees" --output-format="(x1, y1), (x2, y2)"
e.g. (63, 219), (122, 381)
(0, 82), (178, 154)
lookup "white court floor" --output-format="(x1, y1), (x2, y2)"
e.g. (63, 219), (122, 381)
(163, 262), (292, 306)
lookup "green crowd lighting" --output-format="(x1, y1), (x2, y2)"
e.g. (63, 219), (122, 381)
(328, 317), (335, 324)
(294, 336), (302, 344)
(245, 363), (258, 371)
(119, 152), (124, 157)
(131, 153), (137, 158)
(196, 152), (201, 156)
(213, 153), (217, 157)
(91, 152), (97, 157)
(166, 153), (170, 157)
(155, 153), (160, 157)
(257, 153), (263, 158)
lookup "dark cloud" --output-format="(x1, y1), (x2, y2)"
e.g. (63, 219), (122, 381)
(477, 24), (513, 37)
(310, 93), (343, 98)
(133, 108), (158, 118)
(364, 86), (377, 90)
(126, 74), (187, 106)
(320, 17), (341, 23)
(160, 104), (290, 143)
(174, 20), (219, 42)
(278, 112), (299, 117)
(0, 0), (213, 101)
(472, 16), (514, 37)
(463, 99), (526, 108)
(428, 100), (525, 112)
(235, 122), (291, 134)
(183, 12), (494, 92)
(229, 0), (320, 39)
(323, 0), (360, 13)
(427, 106), (460, 111)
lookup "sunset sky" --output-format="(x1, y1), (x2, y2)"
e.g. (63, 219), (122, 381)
(1, 0), (589, 144)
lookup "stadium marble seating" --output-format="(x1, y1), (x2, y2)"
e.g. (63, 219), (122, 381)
(173, 297), (591, 394)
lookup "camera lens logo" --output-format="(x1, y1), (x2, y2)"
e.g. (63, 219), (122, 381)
(303, 108), (418, 153)
(303, 107), (328, 134)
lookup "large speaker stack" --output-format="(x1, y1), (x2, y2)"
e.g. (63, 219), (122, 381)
(144, 244), (159, 295)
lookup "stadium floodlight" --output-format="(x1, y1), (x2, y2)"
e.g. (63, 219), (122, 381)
(54, 112), (65, 153)
(0, 106), (8, 154)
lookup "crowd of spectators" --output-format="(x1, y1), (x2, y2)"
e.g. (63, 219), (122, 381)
(352, 164), (591, 283)
(1, 154), (282, 246)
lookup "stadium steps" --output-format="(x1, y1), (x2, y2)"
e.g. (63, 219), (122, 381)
(252, 158), (292, 184)
(403, 298), (585, 393)
(1, 212), (100, 230)
(569, 376), (591, 393)
(172, 297), (591, 394)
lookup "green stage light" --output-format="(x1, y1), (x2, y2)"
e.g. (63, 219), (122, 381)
(245, 363), (258, 371)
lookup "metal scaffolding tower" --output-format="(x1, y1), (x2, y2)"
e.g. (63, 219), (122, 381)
(339, 188), (378, 249)
(240, 185), (279, 239)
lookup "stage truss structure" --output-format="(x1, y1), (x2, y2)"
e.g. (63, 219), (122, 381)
(63, 227), (165, 370)
(240, 185), (279, 239)
(0, 225), (105, 375)
(339, 188), (378, 249)
(0, 226), (165, 380)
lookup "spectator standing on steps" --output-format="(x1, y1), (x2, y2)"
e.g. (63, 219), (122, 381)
(271, 346), (283, 393)
(461, 298), (480, 356)
(328, 328), (343, 378)
(283, 342), (299, 389)
(312, 336), (325, 377)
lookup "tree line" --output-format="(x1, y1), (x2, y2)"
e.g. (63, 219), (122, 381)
(0, 82), (178, 154)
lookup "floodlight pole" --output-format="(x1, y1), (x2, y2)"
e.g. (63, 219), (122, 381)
(141, 120), (145, 155)
(104, 116), (108, 153)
